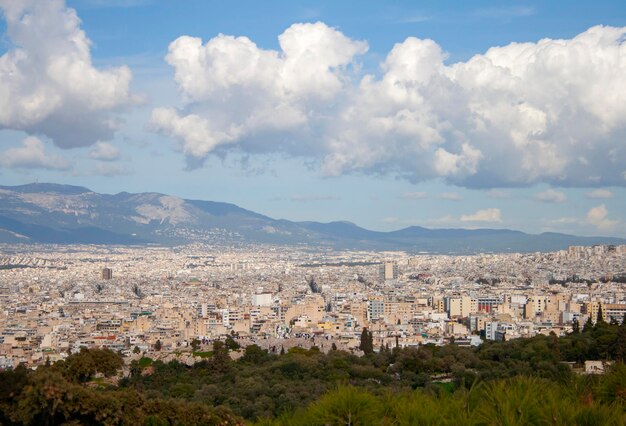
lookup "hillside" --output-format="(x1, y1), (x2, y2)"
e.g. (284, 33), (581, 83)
(0, 183), (624, 253)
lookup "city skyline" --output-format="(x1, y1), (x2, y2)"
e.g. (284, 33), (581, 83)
(0, 0), (625, 237)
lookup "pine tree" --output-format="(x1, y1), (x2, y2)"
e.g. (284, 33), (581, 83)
(582, 316), (594, 333)
(571, 318), (580, 334)
(359, 328), (374, 355)
(597, 304), (606, 324)
(154, 339), (162, 351)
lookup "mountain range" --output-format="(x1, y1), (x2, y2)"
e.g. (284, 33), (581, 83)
(0, 183), (623, 253)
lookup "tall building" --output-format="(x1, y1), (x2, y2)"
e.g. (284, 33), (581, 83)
(379, 261), (398, 281)
(101, 268), (113, 280)
(252, 292), (273, 307)
(367, 299), (385, 321)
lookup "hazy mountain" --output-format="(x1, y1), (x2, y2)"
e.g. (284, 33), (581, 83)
(0, 183), (624, 253)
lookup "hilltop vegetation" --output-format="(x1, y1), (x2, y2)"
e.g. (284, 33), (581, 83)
(0, 319), (625, 425)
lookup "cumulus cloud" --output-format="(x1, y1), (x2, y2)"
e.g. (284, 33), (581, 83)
(585, 189), (614, 199)
(89, 142), (121, 161)
(535, 189), (567, 203)
(0, 0), (135, 148)
(152, 23), (626, 188)
(460, 208), (502, 223)
(586, 204), (619, 230)
(0, 136), (70, 170)
(151, 22), (368, 166)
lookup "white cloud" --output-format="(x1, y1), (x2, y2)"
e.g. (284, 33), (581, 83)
(401, 191), (427, 200)
(548, 217), (579, 225)
(0, 136), (70, 170)
(0, 0), (136, 147)
(151, 108), (243, 160)
(153, 24), (626, 188)
(151, 22), (368, 167)
(535, 189), (567, 203)
(585, 189), (614, 199)
(438, 191), (462, 201)
(460, 208), (502, 223)
(89, 142), (121, 161)
(586, 204), (619, 231)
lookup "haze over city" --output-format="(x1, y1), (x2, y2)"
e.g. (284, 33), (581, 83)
(0, 0), (625, 237)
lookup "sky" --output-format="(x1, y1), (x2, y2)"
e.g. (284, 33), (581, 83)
(0, 0), (625, 237)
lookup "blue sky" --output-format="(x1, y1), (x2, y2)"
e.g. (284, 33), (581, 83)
(0, 0), (625, 237)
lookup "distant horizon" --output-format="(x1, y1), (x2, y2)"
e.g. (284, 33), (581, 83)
(0, 1), (625, 238)
(2, 181), (626, 242)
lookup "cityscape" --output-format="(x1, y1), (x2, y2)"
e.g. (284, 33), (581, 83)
(1, 0), (626, 424)
(1, 242), (624, 370)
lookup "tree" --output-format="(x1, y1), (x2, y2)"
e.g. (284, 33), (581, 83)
(210, 341), (231, 373)
(62, 348), (122, 382)
(242, 344), (268, 364)
(306, 276), (321, 293)
(133, 346), (141, 354)
(359, 328), (374, 355)
(571, 318), (580, 334)
(583, 316), (594, 333)
(225, 335), (240, 351)
(190, 338), (201, 352)
(331, 342), (338, 351)
(596, 304), (607, 325)
(154, 340), (162, 351)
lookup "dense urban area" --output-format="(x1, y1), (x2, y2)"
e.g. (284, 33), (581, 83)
(2, 243), (626, 424)
(1, 243), (625, 369)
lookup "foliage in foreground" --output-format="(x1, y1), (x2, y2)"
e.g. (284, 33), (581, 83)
(262, 372), (626, 426)
(0, 349), (242, 426)
(0, 319), (625, 424)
